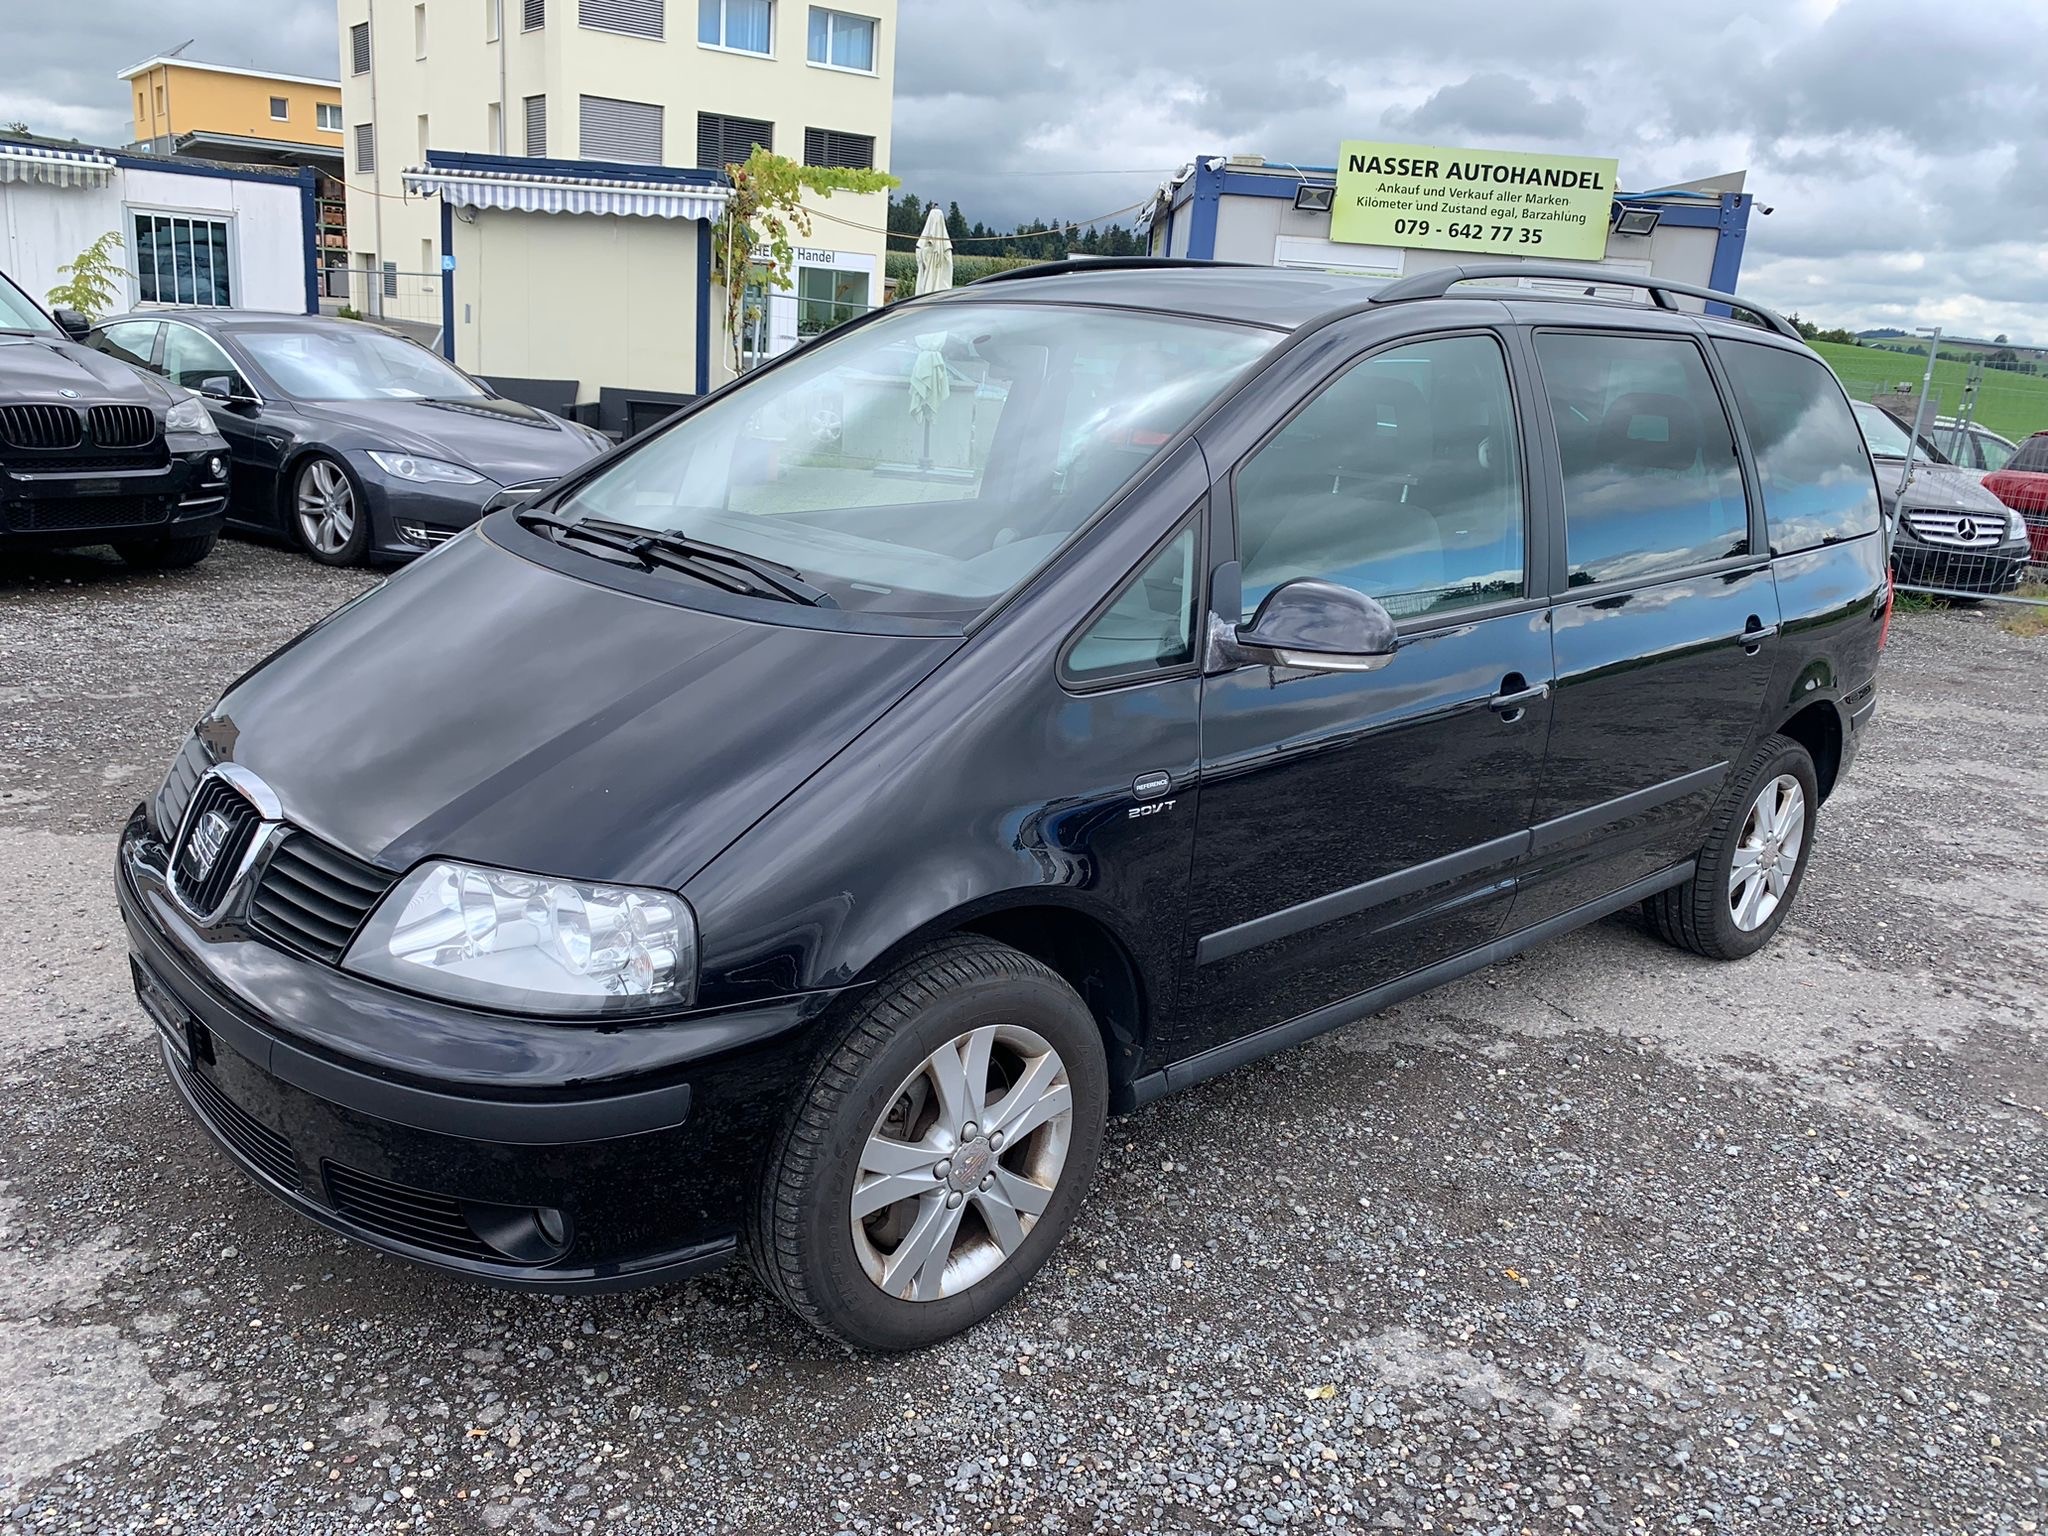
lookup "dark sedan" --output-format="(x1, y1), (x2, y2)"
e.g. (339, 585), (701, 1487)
(1851, 400), (2032, 595)
(85, 310), (609, 565)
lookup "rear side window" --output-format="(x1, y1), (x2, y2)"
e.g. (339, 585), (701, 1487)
(1235, 333), (1526, 618)
(1535, 332), (1749, 587)
(1713, 340), (1880, 554)
(1065, 523), (1199, 683)
(1977, 433), (2014, 472)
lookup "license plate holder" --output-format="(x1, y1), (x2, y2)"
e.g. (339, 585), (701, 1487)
(130, 955), (207, 1070)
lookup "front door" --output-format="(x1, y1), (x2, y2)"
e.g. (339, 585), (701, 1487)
(160, 324), (284, 525)
(1177, 330), (1555, 1059)
(1508, 327), (1779, 925)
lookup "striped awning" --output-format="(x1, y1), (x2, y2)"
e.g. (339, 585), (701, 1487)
(0, 142), (117, 189)
(402, 163), (730, 220)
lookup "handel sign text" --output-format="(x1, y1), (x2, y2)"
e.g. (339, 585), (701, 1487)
(1330, 141), (1619, 262)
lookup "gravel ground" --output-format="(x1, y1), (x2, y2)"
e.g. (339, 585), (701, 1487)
(0, 538), (2043, 1536)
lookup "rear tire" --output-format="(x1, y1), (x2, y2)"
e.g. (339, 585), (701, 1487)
(115, 529), (217, 569)
(1644, 733), (1819, 961)
(749, 935), (1108, 1352)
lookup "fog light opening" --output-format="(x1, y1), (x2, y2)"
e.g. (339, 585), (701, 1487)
(462, 1200), (574, 1264)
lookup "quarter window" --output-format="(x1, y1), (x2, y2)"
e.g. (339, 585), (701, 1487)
(699, 0), (772, 52)
(1535, 332), (1748, 587)
(1067, 524), (1200, 683)
(1235, 333), (1526, 619)
(1713, 340), (1879, 555)
(807, 6), (875, 69)
(134, 214), (234, 307)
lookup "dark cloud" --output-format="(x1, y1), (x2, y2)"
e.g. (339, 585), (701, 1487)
(1387, 74), (1588, 142)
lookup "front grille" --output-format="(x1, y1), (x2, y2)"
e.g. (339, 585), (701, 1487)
(0, 403), (82, 450)
(6, 446), (172, 472)
(1905, 510), (2006, 548)
(154, 736), (213, 838)
(324, 1162), (496, 1260)
(169, 775), (265, 917)
(180, 1058), (302, 1190)
(3, 495), (171, 532)
(89, 404), (157, 448)
(250, 832), (393, 964)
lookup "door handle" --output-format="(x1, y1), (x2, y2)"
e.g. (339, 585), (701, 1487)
(1487, 678), (1550, 720)
(1742, 619), (1779, 654)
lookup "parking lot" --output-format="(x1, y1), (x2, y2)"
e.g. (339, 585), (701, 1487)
(0, 538), (2042, 1535)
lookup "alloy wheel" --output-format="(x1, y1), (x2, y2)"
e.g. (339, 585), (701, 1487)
(1728, 772), (1805, 931)
(850, 1023), (1074, 1303)
(296, 460), (356, 556)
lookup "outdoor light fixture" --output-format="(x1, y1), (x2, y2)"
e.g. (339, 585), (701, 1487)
(1294, 183), (1336, 213)
(1611, 205), (1661, 237)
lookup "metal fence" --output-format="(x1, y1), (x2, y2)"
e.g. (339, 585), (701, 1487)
(318, 265), (444, 348)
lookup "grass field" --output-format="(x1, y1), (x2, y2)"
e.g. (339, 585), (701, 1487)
(1808, 340), (2048, 443)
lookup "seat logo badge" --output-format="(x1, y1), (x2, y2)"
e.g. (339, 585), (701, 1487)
(1127, 799), (1178, 820)
(183, 810), (233, 884)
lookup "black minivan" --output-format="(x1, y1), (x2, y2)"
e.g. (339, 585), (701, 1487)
(120, 261), (1888, 1350)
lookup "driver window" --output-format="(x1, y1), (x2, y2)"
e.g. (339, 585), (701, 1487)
(161, 326), (247, 395)
(1235, 334), (1526, 619)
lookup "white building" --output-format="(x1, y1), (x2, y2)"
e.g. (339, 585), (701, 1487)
(338, 0), (897, 427)
(0, 139), (314, 316)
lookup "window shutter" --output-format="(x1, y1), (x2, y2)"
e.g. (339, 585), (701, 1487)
(523, 95), (547, 157)
(354, 121), (376, 173)
(578, 0), (663, 36)
(579, 95), (663, 163)
(349, 21), (372, 73)
(695, 112), (772, 170)
(803, 127), (873, 171)
(523, 0), (546, 28)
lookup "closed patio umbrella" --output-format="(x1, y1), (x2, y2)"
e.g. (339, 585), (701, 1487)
(914, 206), (954, 296)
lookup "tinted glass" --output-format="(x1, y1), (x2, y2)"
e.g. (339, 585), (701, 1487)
(1066, 524), (1198, 681)
(1236, 334), (1525, 618)
(92, 322), (159, 369)
(1536, 332), (1748, 586)
(0, 273), (56, 335)
(555, 302), (1270, 618)
(161, 326), (245, 393)
(1713, 340), (1880, 554)
(237, 326), (487, 400)
(2009, 435), (2048, 473)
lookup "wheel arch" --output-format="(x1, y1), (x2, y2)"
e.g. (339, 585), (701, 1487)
(1774, 696), (1845, 802)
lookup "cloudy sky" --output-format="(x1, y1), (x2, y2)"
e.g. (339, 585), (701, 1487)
(6, 0), (2045, 337)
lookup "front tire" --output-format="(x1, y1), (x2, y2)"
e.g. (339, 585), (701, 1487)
(1644, 733), (1819, 960)
(291, 455), (370, 566)
(114, 529), (218, 569)
(750, 936), (1108, 1352)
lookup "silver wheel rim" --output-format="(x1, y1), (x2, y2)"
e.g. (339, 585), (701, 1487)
(296, 460), (355, 555)
(850, 1023), (1074, 1303)
(1729, 772), (1805, 932)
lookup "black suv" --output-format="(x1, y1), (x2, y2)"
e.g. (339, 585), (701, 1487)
(120, 261), (1888, 1350)
(0, 268), (230, 566)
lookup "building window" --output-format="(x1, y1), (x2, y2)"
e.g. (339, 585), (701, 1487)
(317, 102), (343, 131)
(354, 121), (376, 173)
(414, 3), (428, 56)
(796, 264), (869, 336)
(154, 83), (166, 113)
(487, 100), (503, 152)
(806, 6), (873, 71)
(523, 0), (545, 28)
(486, 0), (501, 40)
(699, 0), (771, 53)
(579, 94), (662, 163)
(697, 111), (771, 170)
(417, 114), (430, 163)
(803, 127), (873, 170)
(524, 94), (547, 156)
(383, 261), (399, 299)
(580, 0), (663, 37)
(269, 96), (289, 121)
(350, 21), (372, 73)
(133, 213), (234, 308)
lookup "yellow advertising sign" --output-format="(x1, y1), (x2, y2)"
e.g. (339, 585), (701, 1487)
(1330, 141), (1620, 263)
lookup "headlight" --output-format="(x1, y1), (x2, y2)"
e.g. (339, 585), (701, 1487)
(343, 859), (696, 1015)
(165, 394), (215, 436)
(2010, 508), (2029, 541)
(367, 450), (486, 485)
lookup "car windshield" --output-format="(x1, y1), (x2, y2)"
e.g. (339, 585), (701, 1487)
(548, 300), (1275, 618)
(1852, 400), (1946, 464)
(235, 325), (489, 401)
(0, 272), (56, 336)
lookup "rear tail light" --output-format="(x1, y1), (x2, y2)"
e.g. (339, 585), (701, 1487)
(1879, 570), (1895, 649)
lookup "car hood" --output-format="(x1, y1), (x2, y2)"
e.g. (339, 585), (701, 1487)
(299, 396), (600, 485)
(1877, 459), (2008, 514)
(0, 333), (168, 404)
(201, 534), (957, 887)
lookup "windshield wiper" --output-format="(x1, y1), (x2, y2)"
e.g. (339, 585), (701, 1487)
(516, 511), (834, 607)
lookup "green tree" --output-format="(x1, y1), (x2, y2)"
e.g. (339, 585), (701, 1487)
(708, 147), (897, 372)
(47, 230), (125, 322)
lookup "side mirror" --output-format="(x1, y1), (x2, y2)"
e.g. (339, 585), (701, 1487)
(1232, 578), (1399, 673)
(52, 308), (91, 340)
(199, 375), (251, 406)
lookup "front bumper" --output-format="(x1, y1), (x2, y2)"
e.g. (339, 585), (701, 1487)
(354, 459), (561, 561)
(0, 437), (230, 549)
(1889, 535), (2032, 594)
(118, 807), (832, 1291)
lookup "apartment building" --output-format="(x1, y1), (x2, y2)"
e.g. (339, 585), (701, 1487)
(338, 0), (897, 409)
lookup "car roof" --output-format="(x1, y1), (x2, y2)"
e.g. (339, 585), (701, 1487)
(102, 309), (377, 334)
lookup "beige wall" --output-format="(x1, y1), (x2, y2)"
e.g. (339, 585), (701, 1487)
(451, 209), (701, 401)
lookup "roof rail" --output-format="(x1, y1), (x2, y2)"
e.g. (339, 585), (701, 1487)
(969, 256), (1252, 286)
(1369, 262), (1802, 342)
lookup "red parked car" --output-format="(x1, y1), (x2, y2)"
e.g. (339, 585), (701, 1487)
(1982, 432), (2048, 563)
